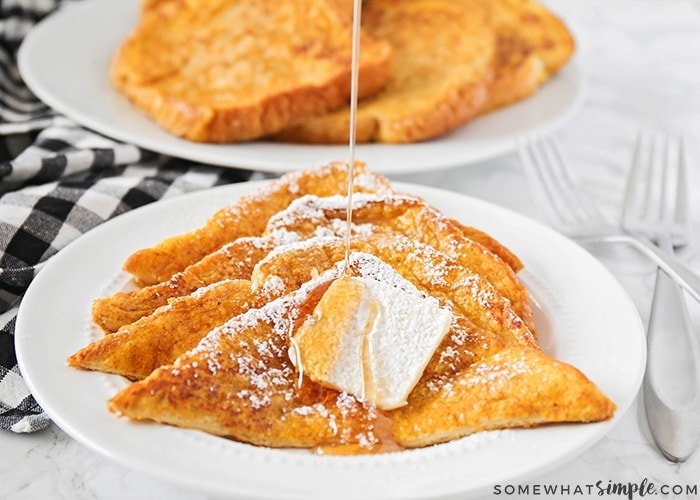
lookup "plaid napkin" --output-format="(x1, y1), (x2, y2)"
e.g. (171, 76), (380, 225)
(0, 0), (258, 432)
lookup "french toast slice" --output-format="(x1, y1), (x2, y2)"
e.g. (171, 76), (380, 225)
(262, 194), (534, 333)
(272, 0), (495, 143)
(273, 0), (575, 143)
(70, 279), (257, 380)
(77, 227), (534, 385)
(106, 163), (521, 332)
(108, 269), (381, 448)
(93, 237), (274, 333)
(74, 161), (614, 452)
(251, 235), (537, 349)
(479, 0), (575, 114)
(123, 162), (393, 286)
(392, 346), (616, 447)
(110, 0), (393, 142)
(96, 189), (525, 333)
(108, 253), (614, 449)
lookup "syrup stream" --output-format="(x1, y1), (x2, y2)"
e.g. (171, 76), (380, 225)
(343, 0), (363, 275)
(319, 0), (404, 454)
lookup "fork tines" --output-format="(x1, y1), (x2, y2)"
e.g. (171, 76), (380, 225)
(518, 136), (604, 230)
(622, 133), (689, 247)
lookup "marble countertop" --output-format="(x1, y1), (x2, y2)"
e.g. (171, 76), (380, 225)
(3, 0), (700, 498)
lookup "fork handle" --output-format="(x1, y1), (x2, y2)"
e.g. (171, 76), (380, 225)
(644, 262), (700, 462)
(585, 234), (700, 303)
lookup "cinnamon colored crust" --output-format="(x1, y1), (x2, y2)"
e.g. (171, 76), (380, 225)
(479, 0), (576, 114)
(69, 162), (614, 453)
(120, 161), (517, 289)
(107, 252), (614, 449)
(122, 162), (393, 285)
(392, 346), (616, 447)
(93, 237), (274, 333)
(99, 190), (525, 334)
(108, 276), (380, 449)
(261, 194), (534, 333)
(251, 234), (538, 349)
(82, 200), (535, 382)
(110, 0), (393, 142)
(70, 279), (256, 380)
(112, 0), (573, 144)
(272, 0), (495, 144)
(273, 0), (575, 144)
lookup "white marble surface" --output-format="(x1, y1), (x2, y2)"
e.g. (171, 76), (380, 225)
(3, 0), (700, 498)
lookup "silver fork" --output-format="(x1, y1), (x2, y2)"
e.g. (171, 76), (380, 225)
(621, 133), (700, 462)
(518, 136), (700, 303)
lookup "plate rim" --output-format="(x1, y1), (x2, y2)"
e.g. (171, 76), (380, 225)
(17, 0), (586, 174)
(15, 180), (646, 500)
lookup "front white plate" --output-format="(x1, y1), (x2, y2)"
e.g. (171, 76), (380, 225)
(18, 0), (584, 174)
(16, 182), (645, 500)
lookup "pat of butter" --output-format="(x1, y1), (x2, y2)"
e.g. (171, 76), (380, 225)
(292, 275), (452, 410)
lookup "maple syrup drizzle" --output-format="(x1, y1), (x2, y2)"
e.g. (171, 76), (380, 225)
(358, 286), (379, 404)
(343, 0), (363, 276)
(314, 410), (403, 456)
(309, 1), (406, 456)
(288, 335), (304, 389)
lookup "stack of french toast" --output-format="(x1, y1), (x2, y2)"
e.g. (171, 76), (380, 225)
(68, 163), (614, 453)
(110, 0), (575, 143)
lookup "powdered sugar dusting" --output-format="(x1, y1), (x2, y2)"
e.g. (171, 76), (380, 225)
(196, 251), (450, 355)
(189, 279), (234, 299)
(348, 252), (429, 300)
(460, 350), (532, 390)
(261, 235), (340, 264)
(265, 193), (421, 232)
(194, 266), (337, 354)
(257, 274), (285, 298)
(82, 161), (559, 454)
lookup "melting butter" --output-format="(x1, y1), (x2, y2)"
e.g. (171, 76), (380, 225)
(293, 276), (452, 410)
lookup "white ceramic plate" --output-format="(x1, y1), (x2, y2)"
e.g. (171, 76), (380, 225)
(16, 182), (645, 500)
(18, 0), (585, 174)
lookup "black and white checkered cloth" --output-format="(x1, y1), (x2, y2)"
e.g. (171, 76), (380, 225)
(0, 0), (259, 432)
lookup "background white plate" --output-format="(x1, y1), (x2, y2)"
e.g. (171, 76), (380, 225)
(18, 0), (585, 174)
(15, 182), (645, 500)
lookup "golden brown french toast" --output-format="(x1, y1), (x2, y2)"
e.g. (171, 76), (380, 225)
(93, 237), (274, 333)
(251, 235), (538, 349)
(111, 0), (393, 142)
(261, 194), (534, 333)
(272, 0), (495, 143)
(114, 0), (574, 144)
(98, 190), (525, 334)
(392, 346), (616, 447)
(273, 0), (575, 143)
(108, 272), (380, 448)
(70, 162), (614, 454)
(70, 279), (257, 380)
(108, 253), (614, 450)
(479, 0), (575, 113)
(123, 162), (393, 286)
(78, 228), (535, 385)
